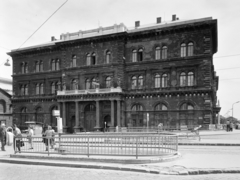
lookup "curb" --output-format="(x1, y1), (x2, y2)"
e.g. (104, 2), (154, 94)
(178, 143), (240, 146)
(9, 152), (181, 164)
(1, 157), (240, 175)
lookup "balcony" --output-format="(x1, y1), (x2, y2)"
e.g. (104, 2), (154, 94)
(57, 87), (122, 96)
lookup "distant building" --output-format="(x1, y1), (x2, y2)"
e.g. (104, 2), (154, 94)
(8, 15), (220, 132)
(0, 77), (12, 126)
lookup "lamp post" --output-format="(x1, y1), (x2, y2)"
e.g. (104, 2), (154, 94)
(232, 101), (240, 122)
(1, 59), (10, 66)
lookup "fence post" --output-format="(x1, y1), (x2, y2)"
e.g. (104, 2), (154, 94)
(136, 137), (138, 159)
(58, 133), (61, 154)
(176, 135), (178, 152)
(14, 138), (16, 154)
(87, 135), (90, 157)
(48, 138), (50, 156)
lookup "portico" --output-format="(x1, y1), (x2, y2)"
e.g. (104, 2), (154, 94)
(57, 87), (123, 133)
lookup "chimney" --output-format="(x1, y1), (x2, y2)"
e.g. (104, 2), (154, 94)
(51, 36), (55, 41)
(135, 21), (140, 28)
(157, 17), (162, 24)
(172, 14), (176, 21)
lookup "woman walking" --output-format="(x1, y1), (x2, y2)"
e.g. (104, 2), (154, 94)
(13, 124), (22, 153)
(27, 126), (34, 149)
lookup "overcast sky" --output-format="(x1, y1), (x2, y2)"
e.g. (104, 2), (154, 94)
(1, 0), (240, 120)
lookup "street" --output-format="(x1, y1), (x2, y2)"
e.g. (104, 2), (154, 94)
(0, 163), (240, 180)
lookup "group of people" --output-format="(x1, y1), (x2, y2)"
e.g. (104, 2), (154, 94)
(0, 123), (56, 153)
(226, 120), (234, 132)
(0, 123), (23, 152)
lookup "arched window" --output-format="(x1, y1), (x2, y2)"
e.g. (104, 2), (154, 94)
(154, 74), (160, 88)
(106, 51), (111, 64)
(180, 103), (194, 110)
(180, 72), (186, 86)
(161, 74), (168, 88)
(131, 76), (137, 89)
(20, 85), (24, 95)
(86, 54), (91, 65)
(188, 42), (194, 56)
(21, 63), (25, 74)
(131, 104), (143, 111)
(35, 61), (39, 72)
(0, 100), (6, 113)
(51, 82), (56, 94)
(36, 83), (39, 95)
(39, 60), (43, 72)
(105, 76), (111, 88)
(138, 75), (143, 89)
(71, 79), (77, 90)
(138, 48), (143, 61)
(72, 55), (77, 67)
(188, 72), (194, 86)
(181, 43), (186, 57)
(24, 85), (28, 95)
(155, 47), (161, 60)
(155, 103), (168, 111)
(132, 50), (137, 62)
(40, 83), (44, 94)
(85, 79), (91, 90)
(20, 107), (28, 126)
(56, 59), (60, 70)
(36, 107), (43, 123)
(91, 78), (96, 89)
(51, 59), (55, 71)
(91, 53), (96, 65)
(161, 46), (167, 59)
(24, 63), (28, 73)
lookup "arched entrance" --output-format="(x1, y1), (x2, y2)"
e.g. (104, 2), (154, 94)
(103, 115), (111, 130)
(84, 104), (96, 132)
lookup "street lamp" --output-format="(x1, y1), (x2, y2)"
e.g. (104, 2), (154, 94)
(1, 59), (10, 66)
(232, 101), (240, 122)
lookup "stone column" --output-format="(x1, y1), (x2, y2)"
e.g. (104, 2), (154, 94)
(121, 101), (125, 127)
(74, 101), (80, 133)
(117, 100), (121, 127)
(94, 100), (101, 131)
(62, 102), (68, 133)
(111, 100), (114, 127)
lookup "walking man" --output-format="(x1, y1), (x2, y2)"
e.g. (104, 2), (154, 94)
(0, 123), (7, 151)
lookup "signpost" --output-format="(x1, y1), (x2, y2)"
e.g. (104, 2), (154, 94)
(52, 110), (62, 133)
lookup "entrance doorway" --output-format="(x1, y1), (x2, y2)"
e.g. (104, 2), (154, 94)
(103, 115), (111, 131)
(84, 104), (96, 132)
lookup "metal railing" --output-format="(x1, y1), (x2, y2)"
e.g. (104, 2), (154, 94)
(15, 133), (178, 159)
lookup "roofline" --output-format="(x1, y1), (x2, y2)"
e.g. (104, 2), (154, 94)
(7, 17), (217, 55)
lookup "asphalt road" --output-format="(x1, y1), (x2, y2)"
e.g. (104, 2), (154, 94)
(1, 163), (240, 180)
(143, 145), (240, 169)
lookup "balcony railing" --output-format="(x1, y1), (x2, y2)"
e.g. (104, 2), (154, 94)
(57, 87), (122, 95)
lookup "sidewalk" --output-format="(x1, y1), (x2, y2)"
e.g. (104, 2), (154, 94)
(0, 130), (240, 175)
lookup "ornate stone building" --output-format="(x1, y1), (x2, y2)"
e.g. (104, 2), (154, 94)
(8, 15), (220, 132)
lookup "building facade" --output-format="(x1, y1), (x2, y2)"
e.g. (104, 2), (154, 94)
(0, 77), (12, 126)
(8, 16), (220, 132)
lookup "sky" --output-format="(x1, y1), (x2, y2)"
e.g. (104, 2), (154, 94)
(1, 0), (240, 120)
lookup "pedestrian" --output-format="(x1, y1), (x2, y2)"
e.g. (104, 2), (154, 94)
(13, 124), (22, 153)
(42, 124), (48, 146)
(226, 120), (230, 132)
(44, 125), (54, 151)
(27, 126), (34, 149)
(158, 123), (163, 132)
(230, 122), (234, 132)
(0, 123), (7, 151)
(6, 128), (14, 146)
(49, 126), (55, 149)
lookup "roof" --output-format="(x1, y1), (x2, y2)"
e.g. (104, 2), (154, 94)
(8, 17), (217, 54)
